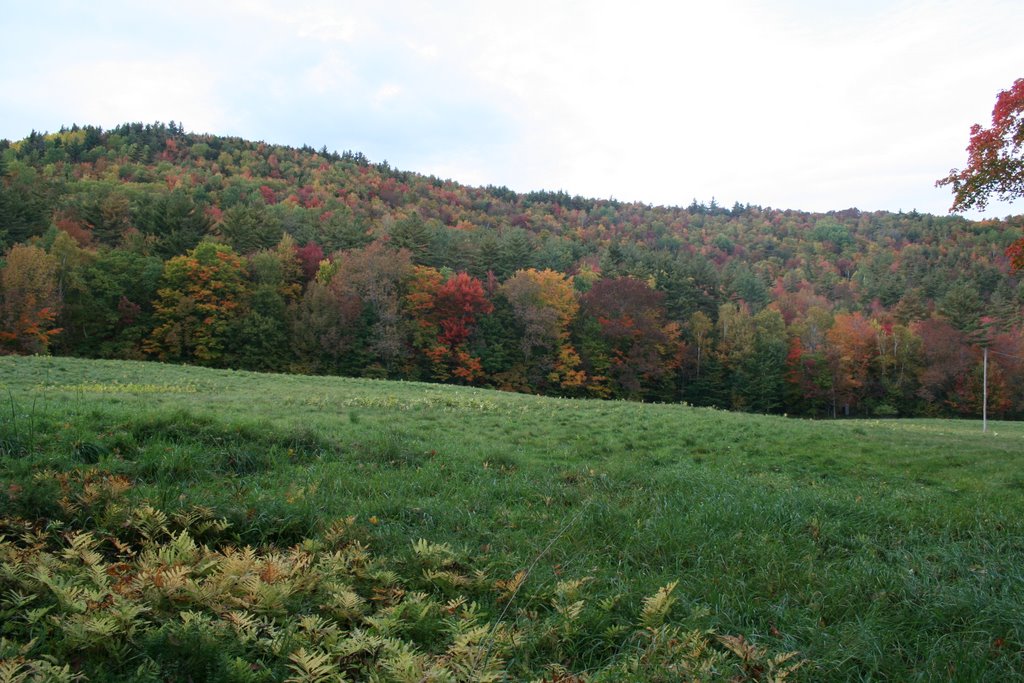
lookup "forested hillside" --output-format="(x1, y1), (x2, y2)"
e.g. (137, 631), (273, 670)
(2, 122), (1023, 417)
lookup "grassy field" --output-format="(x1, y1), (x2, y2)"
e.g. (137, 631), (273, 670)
(1, 355), (1023, 681)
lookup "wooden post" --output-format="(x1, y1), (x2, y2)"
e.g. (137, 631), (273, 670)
(983, 346), (988, 433)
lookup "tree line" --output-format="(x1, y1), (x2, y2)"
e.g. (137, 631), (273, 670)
(1, 122), (1023, 418)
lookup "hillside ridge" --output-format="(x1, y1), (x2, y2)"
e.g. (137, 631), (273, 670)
(1, 122), (1023, 417)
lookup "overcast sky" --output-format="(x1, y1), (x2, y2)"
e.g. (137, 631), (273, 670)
(2, 0), (1022, 218)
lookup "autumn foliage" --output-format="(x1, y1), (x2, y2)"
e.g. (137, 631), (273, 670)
(937, 78), (1024, 272)
(0, 244), (62, 354)
(144, 242), (248, 365)
(1, 120), (1023, 416)
(938, 78), (1024, 213)
(408, 268), (492, 382)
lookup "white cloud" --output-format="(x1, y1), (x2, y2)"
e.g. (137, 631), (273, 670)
(436, 0), (1024, 214)
(10, 57), (230, 135)
(406, 41), (439, 60)
(372, 84), (403, 109)
(2, 0), (1023, 216)
(302, 52), (357, 95)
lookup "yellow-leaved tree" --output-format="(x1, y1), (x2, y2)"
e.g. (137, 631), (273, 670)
(0, 243), (62, 354)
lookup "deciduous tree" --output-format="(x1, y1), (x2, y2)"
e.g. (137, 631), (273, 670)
(826, 312), (877, 416)
(144, 241), (248, 365)
(0, 244), (62, 354)
(329, 241), (414, 374)
(937, 78), (1024, 272)
(500, 268), (584, 391)
(580, 277), (682, 400)
(405, 268), (492, 382)
(938, 78), (1024, 212)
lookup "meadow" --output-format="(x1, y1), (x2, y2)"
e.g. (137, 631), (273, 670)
(1, 355), (1022, 681)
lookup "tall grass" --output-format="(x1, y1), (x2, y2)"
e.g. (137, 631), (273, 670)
(1, 355), (1023, 680)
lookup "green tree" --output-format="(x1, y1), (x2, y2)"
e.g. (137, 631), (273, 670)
(232, 235), (303, 371)
(388, 212), (432, 262)
(137, 189), (212, 257)
(0, 160), (51, 247)
(218, 203), (283, 254)
(318, 205), (372, 252)
(938, 281), (983, 334)
(733, 308), (788, 413)
(73, 187), (134, 246)
(56, 247), (163, 358)
(495, 228), (534, 279)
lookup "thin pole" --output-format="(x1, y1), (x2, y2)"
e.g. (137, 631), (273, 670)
(983, 346), (988, 433)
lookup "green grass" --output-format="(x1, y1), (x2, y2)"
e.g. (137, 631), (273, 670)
(2, 355), (1023, 681)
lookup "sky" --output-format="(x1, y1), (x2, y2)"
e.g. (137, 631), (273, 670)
(2, 0), (1023, 219)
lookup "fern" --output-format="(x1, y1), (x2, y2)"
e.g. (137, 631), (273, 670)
(442, 596), (467, 615)
(160, 530), (200, 564)
(411, 539), (457, 569)
(0, 658), (83, 683)
(553, 599), (585, 622)
(0, 658), (31, 683)
(365, 568), (401, 587)
(33, 568), (88, 614)
(129, 505), (169, 543)
(297, 615), (339, 646)
(223, 609), (260, 643)
(639, 580), (678, 629)
(1, 591), (36, 611)
(172, 505), (230, 539)
(0, 503), (807, 680)
(493, 570), (527, 603)
(553, 577), (592, 601)
(441, 623), (506, 683)
(335, 627), (386, 658)
(423, 569), (470, 589)
(59, 612), (121, 648)
(717, 634), (805, 681)
(375, 640), (443, 683)
(321, 584), (366, 622)
(607, 626), (725, 681)
(285, 647), (342, 683)
(322, 517), (358, 549)
(363, 609), (405, 638)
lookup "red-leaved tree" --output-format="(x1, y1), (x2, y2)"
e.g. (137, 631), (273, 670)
(937, 78), (1024, 271)
(406, 267), (492, 382)
(580, 277), (682, 399)
(938, 78), (1024, 212)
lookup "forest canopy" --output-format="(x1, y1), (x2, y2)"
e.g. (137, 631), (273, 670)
(2, 121), (1023, 418)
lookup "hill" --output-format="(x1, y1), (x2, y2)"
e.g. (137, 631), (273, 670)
(1, 355), (1023, 679)
(1, 122), (1023, 417)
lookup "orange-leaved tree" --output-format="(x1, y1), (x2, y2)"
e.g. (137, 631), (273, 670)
(0, 244), (62, 354)
(826, 312), (877, 417)
(499, 268), (585, 392)
(144, 241), (248, 365)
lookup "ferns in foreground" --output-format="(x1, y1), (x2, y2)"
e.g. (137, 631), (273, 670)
(0, 468), (803, 681)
